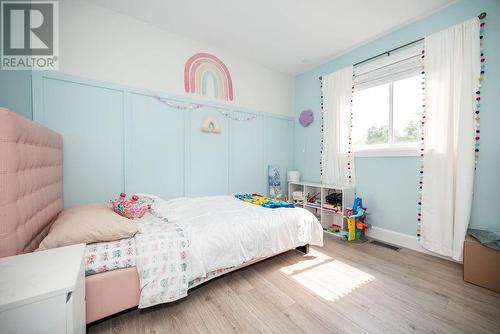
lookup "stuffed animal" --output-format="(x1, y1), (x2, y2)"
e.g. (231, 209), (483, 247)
(111, 193), (151, 219)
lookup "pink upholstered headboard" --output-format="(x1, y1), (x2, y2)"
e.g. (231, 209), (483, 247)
(0, 108), (63, 258)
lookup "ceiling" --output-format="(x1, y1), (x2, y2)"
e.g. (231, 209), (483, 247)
(86, 0), (456, 75)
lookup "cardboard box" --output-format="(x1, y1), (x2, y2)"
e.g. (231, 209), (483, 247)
(463, 235), (500, 293)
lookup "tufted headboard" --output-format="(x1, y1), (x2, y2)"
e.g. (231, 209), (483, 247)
(0, 108), (63, 258)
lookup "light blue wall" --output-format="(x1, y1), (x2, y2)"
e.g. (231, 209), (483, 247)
(230, 112), (265, 195)
(294, 0), (500, 235)
(31, 71), (293, 208)
(0, 71), (33, 119)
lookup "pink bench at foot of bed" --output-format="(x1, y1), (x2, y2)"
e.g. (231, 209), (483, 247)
(85, 246), (303, 324)
(85, 267), (140, 324)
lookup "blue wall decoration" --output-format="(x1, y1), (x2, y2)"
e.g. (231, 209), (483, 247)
(299, 109), (313, 127)
(268, 165), (281, 198)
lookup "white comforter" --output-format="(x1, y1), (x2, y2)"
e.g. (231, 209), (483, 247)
(153, 195), (323, 280)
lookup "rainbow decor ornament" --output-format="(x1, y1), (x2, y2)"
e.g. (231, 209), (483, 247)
(201, 116), (221, 133)
(184, 53), (233, 101)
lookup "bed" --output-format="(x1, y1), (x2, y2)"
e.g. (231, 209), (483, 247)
(0, 108), (323, 324)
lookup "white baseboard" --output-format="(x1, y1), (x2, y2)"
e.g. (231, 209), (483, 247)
(366, 226), (457, 262)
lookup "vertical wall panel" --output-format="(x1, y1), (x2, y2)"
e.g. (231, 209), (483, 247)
(126, 93), (185, 199)
(188, 108), (230, 196)
(40, 77), (124, 208)
(230, 114), (265, 194)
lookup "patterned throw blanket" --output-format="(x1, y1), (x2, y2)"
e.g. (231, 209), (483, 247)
(85, 238), (136, 276)
(235, 193), (295, 208)
(84, 196), (191, 308)
(134, 211), (191, 308)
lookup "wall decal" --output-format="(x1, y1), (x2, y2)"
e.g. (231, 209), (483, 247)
(299, 109), (314, 127)
(268, 165), (282, 198)
(184, 53), (233, 101)
(202, 115), (221, 133)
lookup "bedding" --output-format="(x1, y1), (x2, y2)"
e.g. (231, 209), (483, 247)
(235, 193), (295, 208)
(85, 238), (136, 276)
(134, 213), (190, 308)
(38, 203), (138, 250)
(157, 195), (323, 280)
(83, 195), (323, 309)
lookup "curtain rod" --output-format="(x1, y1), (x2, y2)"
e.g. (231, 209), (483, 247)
(319, 12), (487, 80)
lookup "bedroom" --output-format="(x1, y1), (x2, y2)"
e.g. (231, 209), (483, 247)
(0, 0), (499, 333)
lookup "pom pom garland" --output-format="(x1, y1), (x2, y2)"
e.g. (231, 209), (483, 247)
(416, 47), (426, 238)
(474, 18), (487, 169)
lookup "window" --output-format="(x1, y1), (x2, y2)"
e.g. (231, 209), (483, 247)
(351, 43), (423, 156)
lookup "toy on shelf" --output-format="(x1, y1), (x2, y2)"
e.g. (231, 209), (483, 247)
(326, 224), (342, 234)
(342, 196), (368, 242)
(291, 191), (306, 205)
(306, 192), (322, 209)
(324, 191), (343, 213)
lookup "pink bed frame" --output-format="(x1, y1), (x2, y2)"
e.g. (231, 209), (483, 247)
(0, 108), (308, 324)
(84, 251), (290, 323)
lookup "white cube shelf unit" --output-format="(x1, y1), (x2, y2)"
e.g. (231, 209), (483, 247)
(288, 181), (355, 236)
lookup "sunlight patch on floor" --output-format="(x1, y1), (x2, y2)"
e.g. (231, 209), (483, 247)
(280, 249), (375, 301)
(280, 248), (332, 275)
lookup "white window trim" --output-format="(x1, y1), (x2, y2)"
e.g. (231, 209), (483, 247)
(354, 143), (420, 157)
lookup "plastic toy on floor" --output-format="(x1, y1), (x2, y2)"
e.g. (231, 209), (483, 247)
(342, 196), (368, 242)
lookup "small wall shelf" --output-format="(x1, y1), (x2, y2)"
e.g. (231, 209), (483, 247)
(288, 181), (355, 236)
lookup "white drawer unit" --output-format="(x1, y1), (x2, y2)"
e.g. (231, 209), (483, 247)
(0, 244), (86, 334)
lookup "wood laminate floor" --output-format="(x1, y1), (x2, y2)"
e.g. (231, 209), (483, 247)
(88, 234), (500, 334)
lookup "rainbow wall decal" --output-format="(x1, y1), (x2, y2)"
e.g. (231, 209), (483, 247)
(184, 53), (233, 101)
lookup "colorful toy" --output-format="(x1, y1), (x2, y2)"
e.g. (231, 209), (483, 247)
(326, 224), (342, 233)
(307, 192), (321, 204)
(235, 193), (294, 208)
(111, 193), (151, 219)
(343, 196), (368, 241)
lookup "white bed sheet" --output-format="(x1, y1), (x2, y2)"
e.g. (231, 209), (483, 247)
(154, 195), (323, 280)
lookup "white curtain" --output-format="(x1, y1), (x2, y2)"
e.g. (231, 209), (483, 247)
(420, 18), (480, 261)
(321, 66), (354, 187)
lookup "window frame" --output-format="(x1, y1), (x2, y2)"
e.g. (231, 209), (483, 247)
(352, 78), (421, 158)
